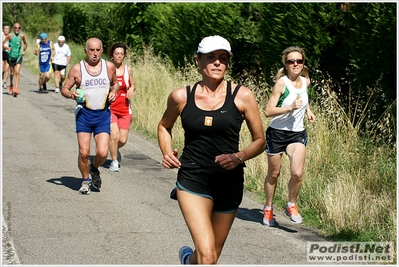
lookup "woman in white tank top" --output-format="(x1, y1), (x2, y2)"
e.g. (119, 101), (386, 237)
(262, 46), (316, 227)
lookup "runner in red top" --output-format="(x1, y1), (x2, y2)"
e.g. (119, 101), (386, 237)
(108, 43), (136, 172)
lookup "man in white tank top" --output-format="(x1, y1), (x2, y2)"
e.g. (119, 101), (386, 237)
(61, 37), (119, 195)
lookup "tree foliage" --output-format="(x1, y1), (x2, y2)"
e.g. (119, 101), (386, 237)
(1, 2), (396, 129)
(255, 3), (339, 83)
(323, 3), (396, 102)
(2, 3), (61, 36)
(143, 3), (244, 68)
(61, 2), (149, 55)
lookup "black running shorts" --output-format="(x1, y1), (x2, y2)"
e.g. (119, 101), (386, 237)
(265, 127), (308, 155)
(8, 56), (22, 67)
(171, 166), (244, 213)
(52, 63), (67, 72)
(2, 50), (9, 61)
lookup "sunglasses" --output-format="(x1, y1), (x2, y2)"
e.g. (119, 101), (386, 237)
(286, 59), (304, 65)
(14, 27), (20, 29)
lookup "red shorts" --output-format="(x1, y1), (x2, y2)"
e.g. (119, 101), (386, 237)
(111, 113), (132, 130)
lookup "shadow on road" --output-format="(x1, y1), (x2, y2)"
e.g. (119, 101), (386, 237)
(46, 176), (100, 193)
(46, 176), (82, 191)
(236, 207), (298, 233)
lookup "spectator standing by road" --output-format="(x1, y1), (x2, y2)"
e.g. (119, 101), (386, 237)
(34, 32), (54, 93)
(2, 22), (27, 97)
(107, 43), (136, 172)
(262, 46), (316, 227)
(52, 35), (71, 93)
(61, 37), (119, 195)
(2, 24), (10, 90)
(157, 35), (265, 264)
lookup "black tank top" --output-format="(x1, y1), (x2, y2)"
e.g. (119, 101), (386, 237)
(179, 81), (243, 168)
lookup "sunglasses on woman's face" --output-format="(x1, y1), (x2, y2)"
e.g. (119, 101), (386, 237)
(286, 59), (304, 65)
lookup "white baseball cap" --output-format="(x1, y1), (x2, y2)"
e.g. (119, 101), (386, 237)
(197, 35), (233, 56)
(58, 35), (65, 41)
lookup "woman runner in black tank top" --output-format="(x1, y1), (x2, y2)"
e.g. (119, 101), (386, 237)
(179, 81), (243, 168)
(157, 35), (265, 264)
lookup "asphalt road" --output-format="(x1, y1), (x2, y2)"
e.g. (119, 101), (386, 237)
(2, 65), (328, 265)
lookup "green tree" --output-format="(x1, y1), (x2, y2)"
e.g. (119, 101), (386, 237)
(144, 3), (245, 68)
(2, 3), (61, 36)
(109, 2), (150, 54)
(324, 3), (396, 102)
(256, 3), (337, 83)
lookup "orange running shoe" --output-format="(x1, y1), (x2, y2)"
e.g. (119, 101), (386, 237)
(8, 85), (13, 95)
(263, 206), (276, 226)
(285, 204), (303, 223)
(13, 88), (19, 97)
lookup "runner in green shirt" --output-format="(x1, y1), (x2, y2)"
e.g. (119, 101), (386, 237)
(2, 22), (27, 97)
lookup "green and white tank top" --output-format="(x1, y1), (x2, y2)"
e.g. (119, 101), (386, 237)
(9, 33), (22, 58)
(269, 76), (308, 132)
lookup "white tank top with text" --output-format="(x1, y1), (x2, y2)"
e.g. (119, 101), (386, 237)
(79, 59), (110, 110)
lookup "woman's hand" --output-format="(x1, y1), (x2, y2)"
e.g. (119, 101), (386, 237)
(215, 153), (242, 170)
(162, 148), (181, 169)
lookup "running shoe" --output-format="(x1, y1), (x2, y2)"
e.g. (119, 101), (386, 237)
(13, 89), (18, 97)
(178, 246), (193, 265)
(117, 149), (121, 162)
(109, 160), (120, 172)
(55, 87), (60, 93)
(285, 204), (303, 224)
(3, 83), (7, 89)
(90, 168), (102, 189)
(79, 181), (91, 195)
(8, 85), (13, 95)
(263, 206), (276, 226)
(43, 83), (47, 91)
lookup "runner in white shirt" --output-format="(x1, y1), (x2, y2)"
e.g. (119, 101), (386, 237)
(52, 35), (71, 93)
(2, 25), (10, 89)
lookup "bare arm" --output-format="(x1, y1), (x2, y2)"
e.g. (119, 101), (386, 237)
(265, 78), (302, 118)
(61, 63), (81, 100)
(2, 34), (10, 50)
(20, 34), (27, 55)
(106, 61), (119, 103)
(50, 41), (55, 59)
(126, 65), (136, 99)
(157, 87), (187, 169)
(33, 43), (39, 55)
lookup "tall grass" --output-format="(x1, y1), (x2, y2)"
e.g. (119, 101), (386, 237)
(128, 47), (201, 151)
(22, 36), (396, 251)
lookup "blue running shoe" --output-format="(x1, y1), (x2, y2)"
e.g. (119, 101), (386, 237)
(179, 246), (193, 264)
